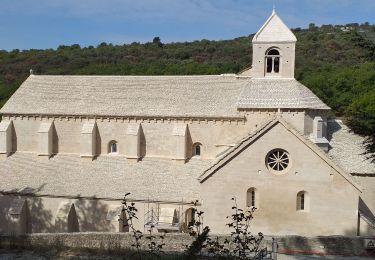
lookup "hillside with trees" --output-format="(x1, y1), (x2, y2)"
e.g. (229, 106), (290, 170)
(0, 23), (374, 158)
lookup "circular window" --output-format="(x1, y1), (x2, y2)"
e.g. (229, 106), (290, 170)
(266, 149), (291, 173)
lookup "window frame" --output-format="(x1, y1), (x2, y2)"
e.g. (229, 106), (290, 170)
(296, 191), (309, 212)
(265, 48), (281, 76)
(246, 187), (258, 208)
(192, 142), (202, 158)
(108, 140), (119, 154)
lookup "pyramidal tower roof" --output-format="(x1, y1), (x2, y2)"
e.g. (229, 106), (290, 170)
(253, 9), (297, 43)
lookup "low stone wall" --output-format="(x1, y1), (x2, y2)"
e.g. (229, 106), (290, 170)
(0, 233), (373, 256)
(0, 233), (193, 253)
(277, 236), (374, 256)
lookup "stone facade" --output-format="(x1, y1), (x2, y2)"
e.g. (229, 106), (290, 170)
(0, 10), (374, 236)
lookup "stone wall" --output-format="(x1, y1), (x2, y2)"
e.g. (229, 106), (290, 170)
(200, 122), (360, 236)
(277, 236), (373, 256)
(0, 233), (373, 257)
(6, 110), (312, 160)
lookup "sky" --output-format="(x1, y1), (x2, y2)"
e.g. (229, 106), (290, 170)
(0, 0), (374, 50)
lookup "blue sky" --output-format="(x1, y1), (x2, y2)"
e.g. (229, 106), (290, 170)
(0, 0), (374, 50)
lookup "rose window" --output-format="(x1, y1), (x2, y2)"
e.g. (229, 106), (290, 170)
(266, 149), (290, 172)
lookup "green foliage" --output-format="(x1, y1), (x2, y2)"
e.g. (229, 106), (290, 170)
(121, 193), (166, 259)
(347, 90), (375, 160)
(185, 227), (210, 259)
(120, 193), (143, 251)
(0, 23), (374, 157)
(225, 198), (265, 259)
(185, 199), (265, 259)
(298, 63), (375, 116)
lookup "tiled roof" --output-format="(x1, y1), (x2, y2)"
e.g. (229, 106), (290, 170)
(0, 153), (212, 202)
(0, 75), (331, 118)
(237, 78), (330, 110)
(327, 120), (374, 175)
(0, 75), (245, 118)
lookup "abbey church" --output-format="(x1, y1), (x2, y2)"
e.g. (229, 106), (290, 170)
(0, 11), (374, 236)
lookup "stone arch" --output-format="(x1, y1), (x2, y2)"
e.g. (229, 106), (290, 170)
(67, 204), (79, 232)
(8, 198), (31, 234)
(184, 207), (195, 230)
(55, 201), (79, 232)
(265, 47), (281, 75)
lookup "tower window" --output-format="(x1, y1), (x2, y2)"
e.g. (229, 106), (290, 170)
(108, 141), (118, 154)
(265, 48), (281, 75)
(193, 143), (202, 157)
(274, 57), (280, 73)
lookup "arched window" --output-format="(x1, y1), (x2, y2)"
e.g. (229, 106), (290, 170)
(265, 48), (281, 75)
(184, 208), (195, 232)
(192, 143), (202, 157)
(297, 191), (309, 211)
(246, 188), (257, 208)
(108, 140), (118, 154)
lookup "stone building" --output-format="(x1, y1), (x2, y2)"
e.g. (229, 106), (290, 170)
(0, 10), (374, 236)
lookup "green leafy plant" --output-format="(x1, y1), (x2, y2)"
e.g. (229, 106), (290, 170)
(145, 224), (165, 257)
(225, 197), (265, 259)
(120, 193), (166, 258)
(185, 200), (210, 259)
(120, 193), (143, 251)
(185, 198), (266, 259)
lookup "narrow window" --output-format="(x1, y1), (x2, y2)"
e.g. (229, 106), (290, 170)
(266, 57), (273, 73)
(274, 57), (280, 73)
(195, 145), (201, 156)
(247, 188), (257, 208)
(108, 141), (118, 154)
(297, 191), (308, 211)
(251, 190), (255, 207)
(192, 143), (202, 157)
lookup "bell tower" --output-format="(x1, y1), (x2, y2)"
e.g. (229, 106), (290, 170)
(251, 10), (297, 78)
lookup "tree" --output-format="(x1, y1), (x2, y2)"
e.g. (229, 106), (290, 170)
(347, 90), (375, 161)
(309, 23), (318, 31)
(152, 37), (163, 47)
